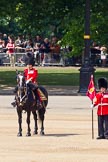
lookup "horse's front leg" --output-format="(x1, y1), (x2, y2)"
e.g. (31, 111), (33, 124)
(38, 108), (45, 135)
(26, 111), (31, 136)
(17, 108), (22, 137)
(32, 111), (38, 135)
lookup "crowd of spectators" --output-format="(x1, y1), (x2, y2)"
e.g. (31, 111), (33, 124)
(1, 32), (107, 67)
(90, 41), (108, 67)
(0, 33), (61, 67)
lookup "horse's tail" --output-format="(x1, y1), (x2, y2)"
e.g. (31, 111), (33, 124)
(38, 108), (46, 121)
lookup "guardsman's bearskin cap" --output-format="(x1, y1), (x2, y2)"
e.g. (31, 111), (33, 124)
(98, 77), (108, 89)
(27, 57), (35, 66)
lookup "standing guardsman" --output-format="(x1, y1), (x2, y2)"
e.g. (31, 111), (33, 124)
(92, 78), (108, 139)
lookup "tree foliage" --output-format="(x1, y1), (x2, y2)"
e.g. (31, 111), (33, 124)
(0, 0), (108, 56)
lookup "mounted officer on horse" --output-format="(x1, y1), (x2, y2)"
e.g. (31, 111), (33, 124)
(11, 54), (48, 136)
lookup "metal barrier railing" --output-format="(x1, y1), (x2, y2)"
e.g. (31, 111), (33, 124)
(0, 52), (65, 66)
(0, 52), (26, 66)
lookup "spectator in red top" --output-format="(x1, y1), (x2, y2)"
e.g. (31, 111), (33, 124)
(6, 38), (15, 67)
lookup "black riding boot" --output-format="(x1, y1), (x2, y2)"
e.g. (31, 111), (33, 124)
(11, 101), (16, 107)
(34, 89), (42, 108)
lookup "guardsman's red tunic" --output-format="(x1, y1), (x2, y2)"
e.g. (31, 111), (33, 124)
(93, 92), (108, 115)
(24, 68), (38, 83)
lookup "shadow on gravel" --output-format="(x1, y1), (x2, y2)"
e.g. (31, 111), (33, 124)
(44, 133), (80, 137)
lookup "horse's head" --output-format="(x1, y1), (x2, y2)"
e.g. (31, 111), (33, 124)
(16, 70), (27, 107)
(16, 71), (25, 88)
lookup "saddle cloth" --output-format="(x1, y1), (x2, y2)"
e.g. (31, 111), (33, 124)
(37, 88), (47, 101)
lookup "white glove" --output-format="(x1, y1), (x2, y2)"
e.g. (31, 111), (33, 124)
(26, 80), (30, 84)
(26, 77), (32, 84)
(90, 104), (94, 108)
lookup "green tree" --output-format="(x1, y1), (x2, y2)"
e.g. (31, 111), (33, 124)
(0, 0), (108, 57)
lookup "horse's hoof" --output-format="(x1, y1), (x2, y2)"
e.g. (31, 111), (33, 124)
(17, 132), (22, 137)
(40, 131), (45, 136)
(33, 131), (38, 135)
(26, 132), (31, 136)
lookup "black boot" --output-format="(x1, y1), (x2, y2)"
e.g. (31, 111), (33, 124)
(37, 100), (42, 108)
(96, 136), (105, 139)
(11, 101), (16, 107)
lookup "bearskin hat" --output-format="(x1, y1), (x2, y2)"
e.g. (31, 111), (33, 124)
(27, 57), (35, 66)
(98, 77), (108, 89)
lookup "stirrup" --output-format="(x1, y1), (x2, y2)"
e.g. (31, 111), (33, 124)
(11, 102), (16, 107)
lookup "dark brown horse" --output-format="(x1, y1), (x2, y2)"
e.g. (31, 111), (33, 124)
(14, 72), (48, 137)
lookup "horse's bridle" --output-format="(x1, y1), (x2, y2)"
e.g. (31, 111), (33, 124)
(16, 73), (27, 106)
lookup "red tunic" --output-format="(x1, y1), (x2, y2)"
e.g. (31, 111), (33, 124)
(93, 92), (108, 115)
(24, 68), (38, 83)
